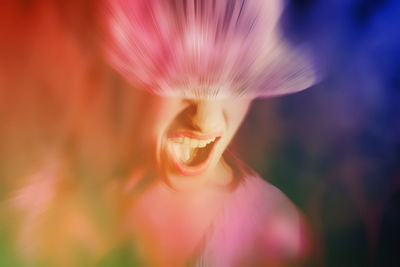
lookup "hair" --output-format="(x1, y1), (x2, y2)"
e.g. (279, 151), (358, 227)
(102, 0), (320, 99)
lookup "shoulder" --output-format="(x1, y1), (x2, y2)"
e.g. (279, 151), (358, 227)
(200, 173), (311, 266)
(239, 175), (311, 263)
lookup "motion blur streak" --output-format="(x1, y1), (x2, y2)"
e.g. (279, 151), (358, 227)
(103, 0), (320, 99)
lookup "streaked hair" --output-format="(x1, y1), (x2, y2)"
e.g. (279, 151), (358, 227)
(102, 0), (319, 99)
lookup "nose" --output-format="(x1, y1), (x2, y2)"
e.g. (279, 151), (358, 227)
(190, 101), (225, 133)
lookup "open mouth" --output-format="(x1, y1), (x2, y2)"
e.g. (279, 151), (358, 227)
(167, 133), (221, 176)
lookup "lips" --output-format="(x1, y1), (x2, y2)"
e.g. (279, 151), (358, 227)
(167, 132), (221, 176)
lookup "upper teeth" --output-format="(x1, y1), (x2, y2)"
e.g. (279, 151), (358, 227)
(169, 136), (217, 164)
(173, 136), (216, 148)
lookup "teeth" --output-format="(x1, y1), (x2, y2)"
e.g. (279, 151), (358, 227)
(172, 142), (194, 163)
(207, 137), (216, 144)
(183, 137), (190, 145)
(172, 143), (181, 159)
(170, 136), (218, 164)
(190, 139), (199, 148)
(182, 146), (191, 162)
(171, 136), (217, 147)
(198, 140), (207, 148)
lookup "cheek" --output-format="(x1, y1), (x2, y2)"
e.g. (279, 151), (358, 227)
(144, 98), (177, 135)
(227, 101), (252, 135)
(150, 101), (186, 161)
(215, 102), (251, 157)
(135, 98), (175, 159)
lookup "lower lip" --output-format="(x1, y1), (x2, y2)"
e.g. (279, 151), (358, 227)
(167, 141), (217, 176)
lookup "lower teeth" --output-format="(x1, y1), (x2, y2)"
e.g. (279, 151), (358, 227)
(172, 143), (203, 165)
(183, 147), (199, 164)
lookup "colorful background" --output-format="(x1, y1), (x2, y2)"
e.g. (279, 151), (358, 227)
(0, 0), (399, 266)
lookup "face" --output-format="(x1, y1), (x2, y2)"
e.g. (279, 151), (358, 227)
(143, 93), (252, 189)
